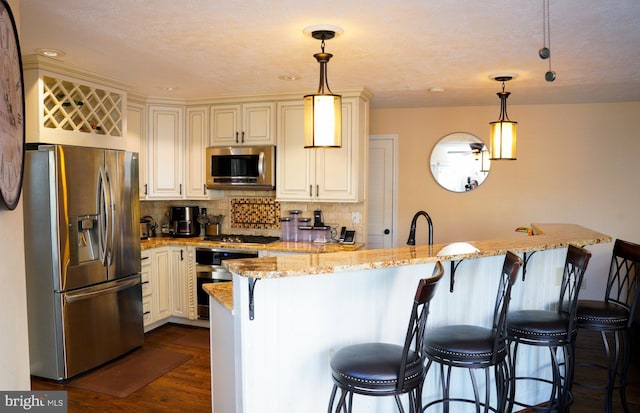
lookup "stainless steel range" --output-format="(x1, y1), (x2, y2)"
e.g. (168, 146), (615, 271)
(195, 247), (259, 319)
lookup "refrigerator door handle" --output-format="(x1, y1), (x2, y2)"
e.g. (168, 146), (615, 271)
(98, 168), (114, 266)
(63, 277), (140, 303)
(104, 169), (115, 267)
(98, 168), (108, 266)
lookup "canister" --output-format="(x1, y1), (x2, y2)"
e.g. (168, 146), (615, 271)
(298, 225), (313, 243)
(311, 226), (331, 243)
(297, 218), (311, 242)
(280, 217), (293, 241)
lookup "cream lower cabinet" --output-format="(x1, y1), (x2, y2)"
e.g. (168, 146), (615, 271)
(141, 250), (154, 327)
(144, 246), (196, 331)
(276, 95), (368, 202)
(169, 246), (196, 319)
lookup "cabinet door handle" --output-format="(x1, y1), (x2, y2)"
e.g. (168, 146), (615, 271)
(235, 132), (239, 144)
(241, 131), (245, 144)
(179, 184), (182, 195)
(144, 183), (148, 195)
(316, 185), (319, 197)
(309, 185), (313, 197)
(203, 184), (207, 195)
(180, 249), (184, 261)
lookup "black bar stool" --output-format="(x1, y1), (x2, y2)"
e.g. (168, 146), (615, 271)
(506, 245), (592, 412)
(422, 251), (522, 413)
(575, 239), (640, 413)
(327, 262), (445, 413)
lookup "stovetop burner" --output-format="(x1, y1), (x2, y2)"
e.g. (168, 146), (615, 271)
(204, 234), (281, 244)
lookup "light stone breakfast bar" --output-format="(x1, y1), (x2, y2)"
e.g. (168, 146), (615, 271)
(204, 224), (611, 413)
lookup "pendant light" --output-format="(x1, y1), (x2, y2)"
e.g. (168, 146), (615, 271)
(304, 28), (342, 148)
(489, 75), (517, 160)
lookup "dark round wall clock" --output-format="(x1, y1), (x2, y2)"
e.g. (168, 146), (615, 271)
(0, 0), (24, 210)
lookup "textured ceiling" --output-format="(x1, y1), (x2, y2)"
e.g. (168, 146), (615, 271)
(18, 0), (640, 108)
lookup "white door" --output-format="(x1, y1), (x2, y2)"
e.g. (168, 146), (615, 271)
(367, 135), (397, 249)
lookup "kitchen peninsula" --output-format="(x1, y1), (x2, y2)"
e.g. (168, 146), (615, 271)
(205, 224), (611, 413)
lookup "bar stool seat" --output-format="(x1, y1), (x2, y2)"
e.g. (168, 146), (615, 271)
(327, 262), (445, 413)
(507, 310), (573, 340)
(330, 343), (423, 393)
(425, 324), (505, 365)
(577, 300), (629, 329)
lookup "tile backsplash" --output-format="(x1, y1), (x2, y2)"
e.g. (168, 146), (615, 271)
(140, 191), (365, 242)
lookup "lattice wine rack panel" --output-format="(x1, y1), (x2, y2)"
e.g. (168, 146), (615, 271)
(42, 76), (123, 137)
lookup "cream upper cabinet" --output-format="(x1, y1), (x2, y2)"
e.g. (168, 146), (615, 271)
(126, 102), (148, 199)
(276, 96), (368, 202)
(147, 105), (184, 199)
(210, 102), (276, 146)
(184, 106), (210, 199)
(146, 104), (219, 200)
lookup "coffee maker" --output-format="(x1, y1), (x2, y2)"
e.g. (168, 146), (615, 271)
(170, 206), (200, 237)
(313, 209), (324, 227)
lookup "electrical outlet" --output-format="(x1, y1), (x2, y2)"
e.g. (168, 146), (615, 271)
(554, 267), (563, 286)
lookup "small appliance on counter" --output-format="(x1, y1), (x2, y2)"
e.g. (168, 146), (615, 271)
(197, 208), (224, 237)
(140, 215), (157, 239)
(170, 206), (200, 237)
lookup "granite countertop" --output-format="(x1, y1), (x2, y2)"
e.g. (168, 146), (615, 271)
(203, 282), (233, 311)
(141, 236), (364, 253)
(223, 224), (612, 279)
(203, 223), (611, 312)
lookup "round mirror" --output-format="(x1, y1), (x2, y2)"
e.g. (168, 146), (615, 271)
(430, 132), (490, 192)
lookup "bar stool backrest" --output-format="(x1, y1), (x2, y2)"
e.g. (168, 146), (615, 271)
(559, 245), (592, 336)
(491, 251), (522, 363)
(397, 261), (444, 391)
(605, 239), (640, 327)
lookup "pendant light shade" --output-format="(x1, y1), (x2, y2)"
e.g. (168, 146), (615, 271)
(489, 76), (517, 160)
(304, 29), (342, 148)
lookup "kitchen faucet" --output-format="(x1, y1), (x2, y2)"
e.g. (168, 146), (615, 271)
(406, 210), (433, 246)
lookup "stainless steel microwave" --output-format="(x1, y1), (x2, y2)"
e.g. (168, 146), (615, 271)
(205, 145), (275, 190)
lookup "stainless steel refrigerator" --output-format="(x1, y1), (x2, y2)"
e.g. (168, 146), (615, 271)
(23, 144), (143, 380)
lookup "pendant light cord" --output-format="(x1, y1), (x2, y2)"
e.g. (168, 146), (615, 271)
(543, 0), (552, 72)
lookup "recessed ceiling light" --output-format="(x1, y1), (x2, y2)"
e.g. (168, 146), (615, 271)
(35, 48), (65, 58)
(279, 74), (300, 81)
(428, 87), (445, 93)
(161, 86), (176, 91)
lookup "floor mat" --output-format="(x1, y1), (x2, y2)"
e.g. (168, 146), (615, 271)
(68, 347), (192, 398)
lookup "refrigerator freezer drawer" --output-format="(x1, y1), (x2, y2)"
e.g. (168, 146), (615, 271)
(60, 275), (144, 379)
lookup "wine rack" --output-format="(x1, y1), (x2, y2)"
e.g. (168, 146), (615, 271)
(24, 55), (128, 150)
(42, 76), (122, 137)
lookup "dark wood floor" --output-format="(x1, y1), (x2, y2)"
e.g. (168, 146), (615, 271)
(31, 324), (212, 413)
(569, 326), (640, 413)
(31, 324), (640, 413)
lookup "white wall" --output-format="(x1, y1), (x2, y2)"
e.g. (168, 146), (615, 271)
(0, 0), (31, 390)
(371, 101), (640, 300)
